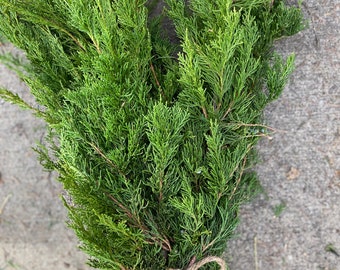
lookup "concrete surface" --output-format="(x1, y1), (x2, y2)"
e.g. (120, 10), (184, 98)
(0, 1), (339, 269)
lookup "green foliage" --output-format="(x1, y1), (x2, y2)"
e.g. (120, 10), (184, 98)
(273, 202), (287, 217)
(0, 0), (304, 269)
(325, 243), (340, 257)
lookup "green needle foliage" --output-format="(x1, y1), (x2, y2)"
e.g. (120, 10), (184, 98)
(0, 0), (304, 269)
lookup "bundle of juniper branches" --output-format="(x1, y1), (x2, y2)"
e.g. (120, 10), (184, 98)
(0, 0), (304, 269)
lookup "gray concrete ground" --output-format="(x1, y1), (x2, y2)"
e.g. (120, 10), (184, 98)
(0, 1), (339, 269)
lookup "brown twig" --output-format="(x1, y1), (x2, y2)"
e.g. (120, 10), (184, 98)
(150, 62), (165, 99)
(105, 192), (171, 252)
(221, 101), (234, 121)
(229, 122), (286, 133)
(242, 133), (273, 140)
(228, 144), (252, 179)
(89, 34), (101, 53)
(105, 192), (137, 223)
(229, 155), (247, 201)
(89, 142), (128, 181)
(66, 31), (86, 51)
(89, 146), (173, 252)
(159, 177), (163, 202)
(202, 106), (208, 118)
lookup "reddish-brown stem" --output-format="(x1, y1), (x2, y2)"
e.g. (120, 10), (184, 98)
(221, 101), (234, 121)
(159, 178), (163, 202)
(89, 142), (128, 181)
(202, 106), (208, 118)
(150, 62), (165, 99)
(105, 192), (171, 252)
(105, 193), (137, 224)
(231, 122), (285, 132)
(229, 155), (247, 201)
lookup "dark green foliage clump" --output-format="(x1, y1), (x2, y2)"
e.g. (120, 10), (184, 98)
(0, 0), (304, 269)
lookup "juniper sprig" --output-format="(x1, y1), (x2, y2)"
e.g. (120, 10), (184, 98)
(0, 0), (304, 269)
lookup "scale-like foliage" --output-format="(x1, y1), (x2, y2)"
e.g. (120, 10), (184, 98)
(0, 0), (304, 269)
